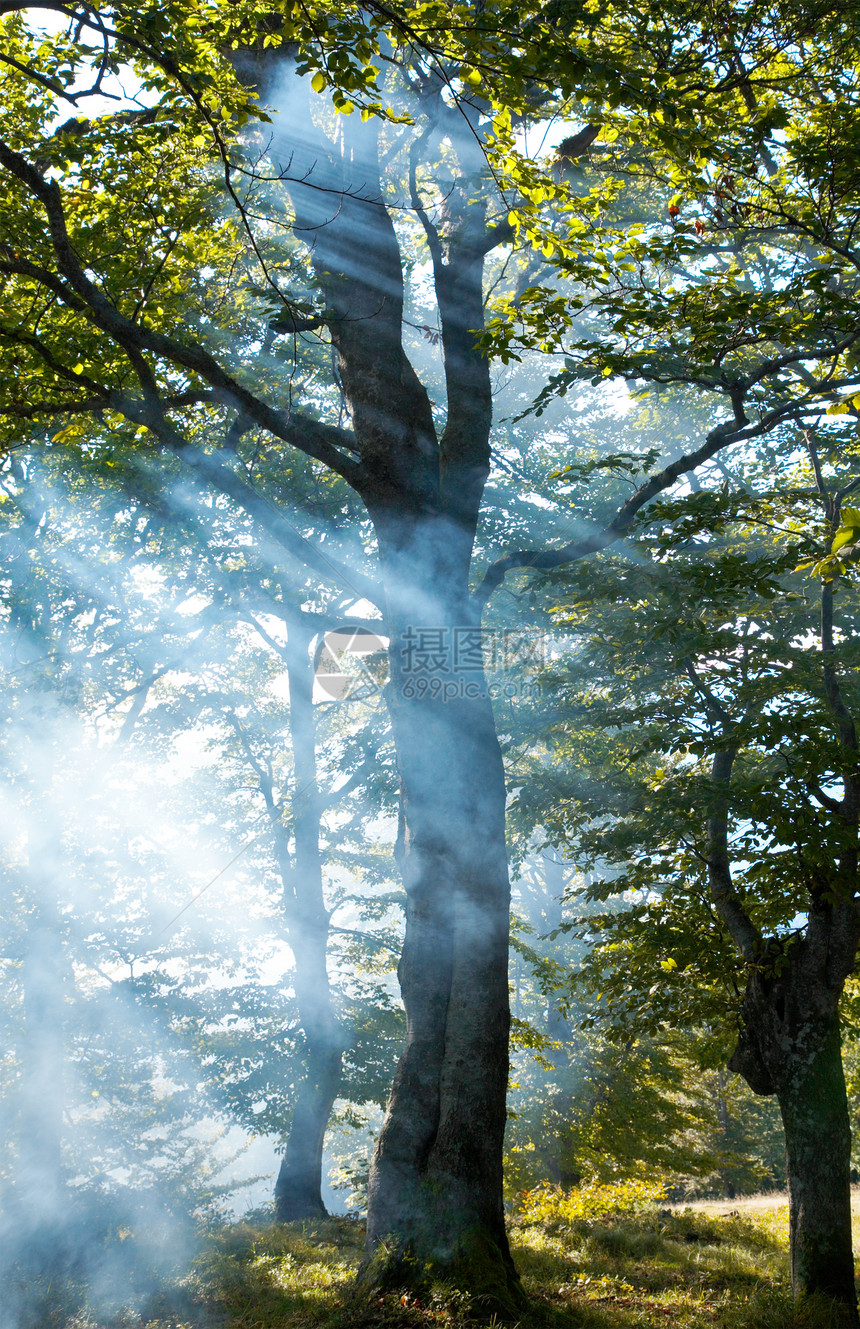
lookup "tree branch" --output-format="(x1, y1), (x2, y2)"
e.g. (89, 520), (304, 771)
(473, 390), (752, 610)
(320, 746), (386, 812)
(0, 137), (365, 487)
(683, 657), (733, 728)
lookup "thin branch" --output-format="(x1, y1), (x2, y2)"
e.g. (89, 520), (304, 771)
(473, 388), (751, 609)
(684, 657), (733, 728)
(805, 427), (830, 513)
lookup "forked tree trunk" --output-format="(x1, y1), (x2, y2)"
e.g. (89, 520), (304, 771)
(251, 56), (523, 1302)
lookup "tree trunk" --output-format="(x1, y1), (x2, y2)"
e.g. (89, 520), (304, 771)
(709, 680), (860, 1322)
(10, 843), (69, 1286)
(730, 955), (858, 1322)
(273, 623), (346, 1222)
(779, 1018), (856, 1313)
(360, 572), (522, 1314)
(274, 933), (343, 1221)
(260, 67), (521, 1304)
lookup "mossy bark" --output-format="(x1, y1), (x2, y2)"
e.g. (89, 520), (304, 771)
(730, 953), (859, 1323)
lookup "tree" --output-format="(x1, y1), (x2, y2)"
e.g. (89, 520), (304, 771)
(513, 423), (860, 1316)
(0, 438), (402, 1269)
(0, 450), (273, 1323)
(478, 5), (860, 1311)
(149, 602), (398, 1221)
(506, 852), (784, 1199)
(3, 0), (855, 1307)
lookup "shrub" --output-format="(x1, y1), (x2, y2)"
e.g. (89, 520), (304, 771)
(514, 1177), (667, 1226)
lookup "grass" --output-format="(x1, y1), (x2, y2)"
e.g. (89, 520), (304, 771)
(15, 1199), (860, 1329)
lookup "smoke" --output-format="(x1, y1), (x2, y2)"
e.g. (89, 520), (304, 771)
(0, 438), (405, 1323)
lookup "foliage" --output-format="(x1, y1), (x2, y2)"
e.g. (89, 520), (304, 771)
(500, 416), (860, 1026)
(515, 1178), (667, 1227)
(4, 0), (860, 1308)
(505, 844), (784, 1200)
(0, 438), (402, 1235)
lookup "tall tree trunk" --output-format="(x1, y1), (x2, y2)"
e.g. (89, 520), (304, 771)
(17, 804), (65, 1211)
(273, 622), (345, 1221)
(261, 67), (521, 1303)
(274, 928), (343, 1221)
(363, 588), (519, 1310)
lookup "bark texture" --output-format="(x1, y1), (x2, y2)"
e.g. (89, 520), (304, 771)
(781, 1023), (854, 1308)
(268, 83), (523, 1308)
(362, 653), (518, 1306)
(729, 948), (858, 1318)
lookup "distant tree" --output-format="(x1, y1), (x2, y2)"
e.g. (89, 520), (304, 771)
(506, 851), (784, 1199)
(0, 447), (400, 1246)
(0, 454), (273, 1325)
(147, 601), (398, 1220)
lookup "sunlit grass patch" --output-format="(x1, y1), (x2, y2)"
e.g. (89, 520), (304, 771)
(70, 1201), (854, 1329)
(516, 1179), (668, 1228)
(509, 1200), (799, 1329)
(187, 1218), (364, 1326)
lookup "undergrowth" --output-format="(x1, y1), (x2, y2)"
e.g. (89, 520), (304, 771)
(11, 1192), (860, 1329)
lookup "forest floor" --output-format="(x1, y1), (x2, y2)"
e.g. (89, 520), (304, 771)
(675, 1191), (860, 1216)
(70, 1201), (855, 1329)
(678, 1195), (789, 1215)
